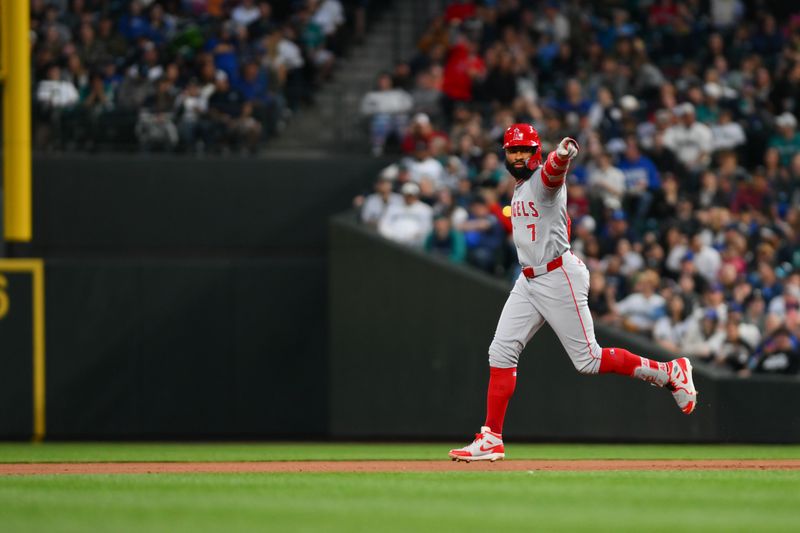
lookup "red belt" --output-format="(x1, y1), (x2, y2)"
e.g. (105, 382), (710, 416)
(522, 255), (563, 279)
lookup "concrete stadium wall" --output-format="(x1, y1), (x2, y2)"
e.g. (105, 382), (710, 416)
(329, 214), (800, 443)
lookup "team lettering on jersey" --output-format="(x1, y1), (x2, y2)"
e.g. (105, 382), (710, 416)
(511, 200), (539, 218)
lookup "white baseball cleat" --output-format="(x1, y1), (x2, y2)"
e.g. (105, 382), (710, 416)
(666, 357), (697, 414)
(448, 426), (505, 462)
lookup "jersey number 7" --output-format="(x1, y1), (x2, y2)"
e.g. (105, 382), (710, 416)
(526, 223), (536, 241)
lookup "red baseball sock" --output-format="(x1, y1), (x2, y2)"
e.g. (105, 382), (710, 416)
(484, 366), (517, 435)
(600, 347), (669, 386)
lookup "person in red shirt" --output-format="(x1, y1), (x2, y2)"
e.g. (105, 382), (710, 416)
(441, 36), (486, 118)
(444, 0), (476, 23)
(649, 0), (679, 26)
(732, 172), (772, 214)
(401, 113), (449, 155)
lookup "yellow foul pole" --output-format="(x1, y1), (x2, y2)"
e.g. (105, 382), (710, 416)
(3, 0), (32, 242)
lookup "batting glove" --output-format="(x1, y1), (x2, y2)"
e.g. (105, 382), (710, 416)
(556, 137), (580, 160)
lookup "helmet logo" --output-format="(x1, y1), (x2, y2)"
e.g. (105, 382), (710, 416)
(513, 128), (523, 141)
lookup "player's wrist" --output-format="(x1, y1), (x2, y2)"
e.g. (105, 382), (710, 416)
(552, 151), (570, 166)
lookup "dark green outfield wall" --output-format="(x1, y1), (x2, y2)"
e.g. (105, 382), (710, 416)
(43, 258), (328, 438)
(0, 273), (34, 438)
(32, 155), (382, 253)
(1, 155), (384, 439)
(329, 214), (800, 443)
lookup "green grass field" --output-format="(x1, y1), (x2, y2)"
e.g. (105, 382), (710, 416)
(1, 443), (799, 532)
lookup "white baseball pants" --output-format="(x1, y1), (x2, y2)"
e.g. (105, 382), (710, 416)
(488, 252), (602, 373)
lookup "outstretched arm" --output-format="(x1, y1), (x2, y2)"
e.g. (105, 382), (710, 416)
(542, 137), (579, 188)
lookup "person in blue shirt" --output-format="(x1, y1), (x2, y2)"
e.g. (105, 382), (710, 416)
(236, 61), (275, 138)
(617, 137), (660, 225)
(461, 196), (505, 273)
(117, 1), (150, 42)
(549, 78), (593, 119)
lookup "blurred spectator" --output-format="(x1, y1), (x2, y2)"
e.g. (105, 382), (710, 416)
(36, 64), (79, 110)
(401, 113), (448, 155)
(262, 26), (306, 110)
(175, 79), (208, 152)
(411, 68), (444, 124)
(769, 113), (800, 167)
(600, 209), (636, 257)
(588, 270), (615, 321)
(617, 137), (659, 223)
(459, 196), (504, 273)
(206, 73), (262, 153)
(433, 187), (469, 228)
(136, 77), (178, 151)
(444, 0), (476, 23)
(682, 308), (726, 359)
(441, 35), (486, 119)
(358, 167), (403, 227)
(742, 318), (800, 376)
(714, 314), (755, 371)
(663, 103), (713, 173)
(712, 109), (747, 152)
(617, 239), (644, 277)
(405, 140), (445, 189)
(609, 270), (665, 335)
(378, 182), (433, 248)
(653, 294), (691, 353)
(687, 231), (722, 284)
(35, 64), (79, 148)
(767, 273), (800, 319)
(312, 0), (346, 41)
(361, 73), (413, 156)
(232, 0), (261, 28)
(425, 215), (467, 263)
(236, 61), (274, 136)
(534, 2), (570, 43)
(248, 2), (276, 40)
(588, 151), (625, 211)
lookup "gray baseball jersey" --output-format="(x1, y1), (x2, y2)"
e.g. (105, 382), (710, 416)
(510, 167), (571, 268)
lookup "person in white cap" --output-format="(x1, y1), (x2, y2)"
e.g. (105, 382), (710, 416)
(401, 112), (447, 155)
(378, 182), (433, 248)
(769, 112), (800, 166)
(359, 165), (403, 226)
(663, 102), (713, 172)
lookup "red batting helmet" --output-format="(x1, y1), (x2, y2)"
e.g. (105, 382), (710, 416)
(503, 123), (541, 167)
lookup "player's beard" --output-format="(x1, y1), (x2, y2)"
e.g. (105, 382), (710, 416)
(505, 158), (534, 181)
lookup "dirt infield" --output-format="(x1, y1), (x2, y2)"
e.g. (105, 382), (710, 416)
(2, 460), (800, 475)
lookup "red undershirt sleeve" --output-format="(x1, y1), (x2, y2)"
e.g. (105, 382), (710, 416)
(541, 151), (570, 189)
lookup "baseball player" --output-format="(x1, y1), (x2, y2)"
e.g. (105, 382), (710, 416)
(449, 124), (697, 462)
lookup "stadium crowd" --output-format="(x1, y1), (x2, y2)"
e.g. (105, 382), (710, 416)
(30, 0), (363, 152)
(355, 0), (800, 377)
